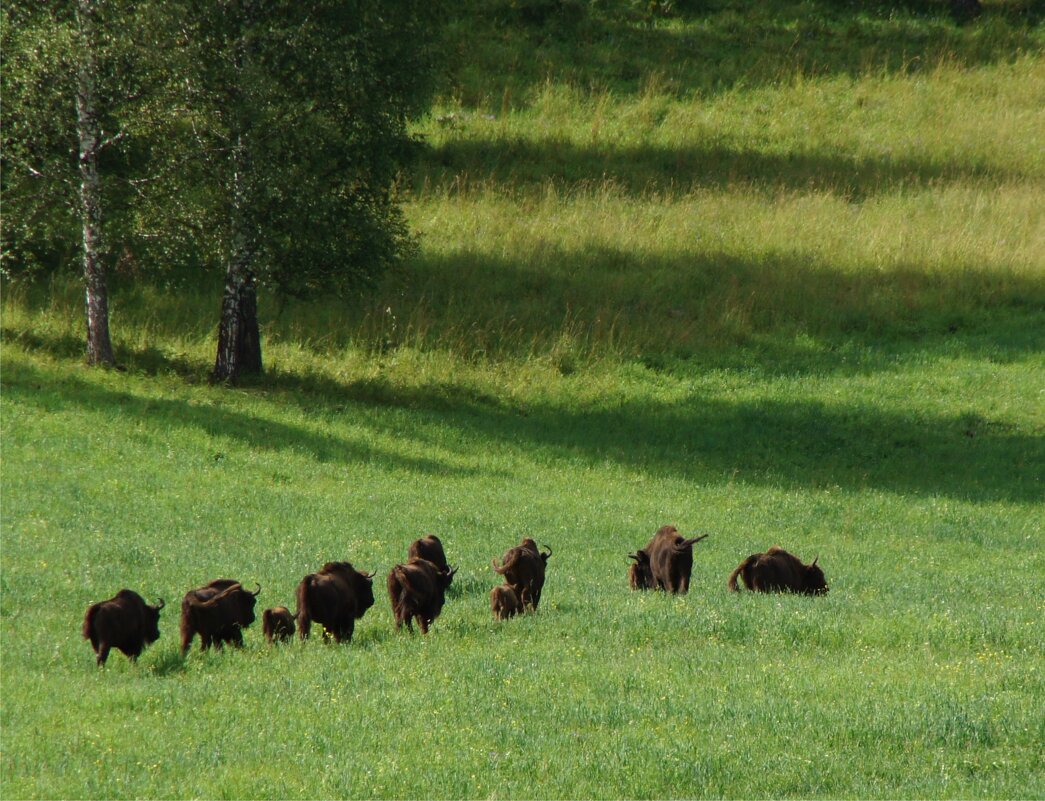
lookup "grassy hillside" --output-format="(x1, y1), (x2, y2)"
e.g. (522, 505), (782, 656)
(2, 1), (1043, 798)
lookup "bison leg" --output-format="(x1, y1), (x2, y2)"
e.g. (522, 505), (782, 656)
(418, 616), (429, 635)
(96, 642), (111, 666)
(228, 629), (244, 648)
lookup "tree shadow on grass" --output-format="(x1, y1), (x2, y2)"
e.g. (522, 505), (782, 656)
(446, 0), (1041, 106)
(0, 360), (502, 480)
(413, 138), (1029, 200)
(387, 247), (1044, 370)
(6, 336), (1041, 503)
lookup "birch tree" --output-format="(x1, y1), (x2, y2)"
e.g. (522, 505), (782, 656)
(2, 1), (145, 366)
(153, 0), (441, 383)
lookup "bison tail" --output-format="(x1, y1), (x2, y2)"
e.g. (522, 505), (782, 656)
(491, 557), (508, 575)
(727, 555), (757, 592)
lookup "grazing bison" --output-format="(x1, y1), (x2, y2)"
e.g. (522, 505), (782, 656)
(644, 525), (708, 594)
(491, 538), (551, 610)
(83, 589), (164, 666)
(490, 584), (523, 620)
(407, 535), (451, 572)
(262, 606), (296, 643)
(180, 580), (260, 653)
(387, 558), (457, 634)
(296, 561), (375, 643)
(727, 546), (828, 595)
(627, 549), (654, 590)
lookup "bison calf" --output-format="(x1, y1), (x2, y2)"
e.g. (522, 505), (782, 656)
(296, 561), (376, 643)
(490, 584), (523, 620)
(180, 580), (260, 654)
(727, 546), (828, 595)
(83, 589), (164, 666)
(387, 558), (456, 634)
(491, 537), (551, 610)
(262, 606), (296, 643)
(627, 550), (654, 590)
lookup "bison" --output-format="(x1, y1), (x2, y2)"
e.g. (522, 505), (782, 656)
(180, 580), (260, 654)
(387, 558), (457, 634)
(627, 549), (654, 590)
(296, 561), (375, 643)
(407, 535), (451, 573)
(83, 589), (164, 666)
(262, 606), (296, 643)
(727, 546), (828, 595)
(491, 538), (551, 611)
(643, 525), (708, 594)
(490, 584), (523, 620)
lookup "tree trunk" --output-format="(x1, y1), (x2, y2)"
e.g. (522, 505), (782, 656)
(76, 0), (115, 367)
(211, 2), (262, 384)
(212, 264), (262, 383)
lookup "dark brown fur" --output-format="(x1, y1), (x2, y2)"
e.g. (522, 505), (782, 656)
(83, 589), (164, 666)
(490, 584), (523, 620)
(644, 525), (708, 594)
(262, 606), (296, 643)
(296, 561), (375, 643)
(180, 580), (260, 654)
(627, 550), (654, 590)
(727, 546), (828, 595)
(387, 558), (456, 634)
(491, 538), (552, 610)
(406, 535), (450, 572)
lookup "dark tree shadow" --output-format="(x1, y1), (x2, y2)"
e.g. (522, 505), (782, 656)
(5, 336), (1041, 503)
(0, 360), (503, 479)
(440, 0), (1042, 108)
(413, 138), (1023, 199)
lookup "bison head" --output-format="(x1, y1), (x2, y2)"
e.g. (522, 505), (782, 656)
(354, 570), (376, 617)
(804, 557), (828, 595)
(144, 598), (165, 644)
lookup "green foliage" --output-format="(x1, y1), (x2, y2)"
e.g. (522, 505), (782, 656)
(123, 0), (444, 300)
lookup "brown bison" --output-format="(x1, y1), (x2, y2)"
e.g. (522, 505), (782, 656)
(407, 535), (451, 572)
(296, 561), (376, 643)
(387, 558), (457, 634)
(644, 525), (708, 594)
(490, 584), (523, 620)
(627, 549), (654, 590)
(83, 589), (164, 666)
(262, 606), (296, 643)
(728, 546), (828, 595)
(180, 580), (260, 654)
(491, 538), (551, 610)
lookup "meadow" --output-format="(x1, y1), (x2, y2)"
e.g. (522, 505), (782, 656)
(2, 0), (1044, 798)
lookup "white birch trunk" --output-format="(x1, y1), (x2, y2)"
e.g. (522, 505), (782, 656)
(212, 1), (262, 383)
(76, 0), (115, 366)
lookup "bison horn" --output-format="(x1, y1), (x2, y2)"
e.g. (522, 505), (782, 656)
(541, 543), (552, 557)
(155, 598), (165, 610)
(627, 552), (640, 562)
(811, 555), (819, 567)
(364, 571), (377, 580)
(250, 583), (261, 597)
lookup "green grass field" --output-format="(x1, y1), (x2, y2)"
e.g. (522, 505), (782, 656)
(2, 1), (1044, 798)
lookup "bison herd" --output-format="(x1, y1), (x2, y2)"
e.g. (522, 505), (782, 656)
(83, 530), (827, 666)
